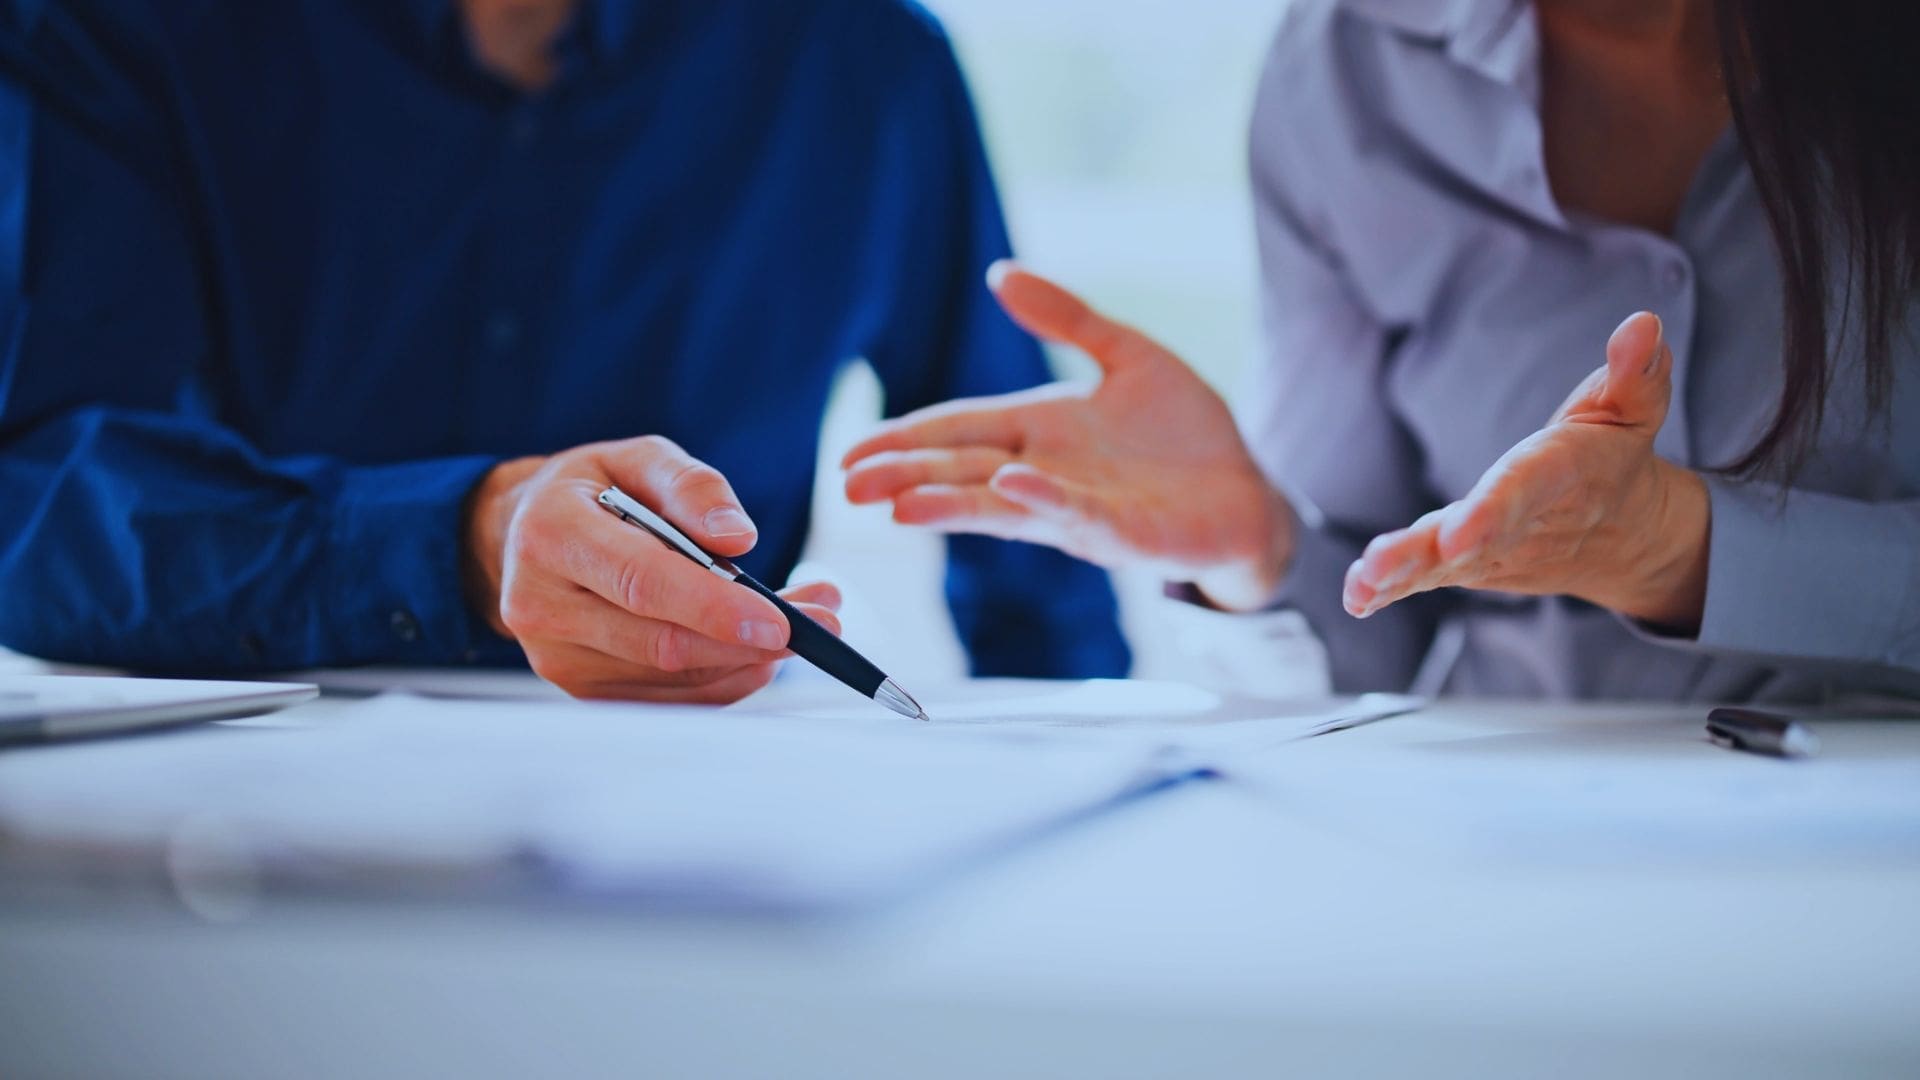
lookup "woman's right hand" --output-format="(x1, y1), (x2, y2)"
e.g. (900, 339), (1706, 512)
(842, 262), (1295, 610)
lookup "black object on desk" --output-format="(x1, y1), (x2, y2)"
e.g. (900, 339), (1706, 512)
(1706, 707), (1820, 759)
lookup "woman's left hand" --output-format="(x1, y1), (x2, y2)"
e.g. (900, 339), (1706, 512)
(1343, 312), (1712, 629)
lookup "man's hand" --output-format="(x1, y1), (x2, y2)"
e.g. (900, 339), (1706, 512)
(464, 436), (842, 702)
(842, 262), (1294, 610)
(1343, 312), (1711, 629)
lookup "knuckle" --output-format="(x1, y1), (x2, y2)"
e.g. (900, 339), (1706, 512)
(670, 459), (724, 489)
(513, 502), (564, 559)
(646, 625), (691, 673)
(615, 556), (662, 615)
(496, 586), (544, 636)
(634, 433), (678, 457)
(666, 461), (729, 505)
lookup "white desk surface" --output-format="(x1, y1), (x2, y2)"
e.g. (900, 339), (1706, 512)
(2, 690), (1917, 1079)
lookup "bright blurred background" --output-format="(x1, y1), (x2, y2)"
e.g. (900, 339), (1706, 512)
(796, 0), (1293, 683)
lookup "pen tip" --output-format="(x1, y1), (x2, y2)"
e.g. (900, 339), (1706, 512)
(874, 678), (928, 722)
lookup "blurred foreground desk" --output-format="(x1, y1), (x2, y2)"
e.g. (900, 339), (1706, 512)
(2, 691), (1918, 1079)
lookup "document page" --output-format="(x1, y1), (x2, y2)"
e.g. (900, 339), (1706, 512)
(0, 691), (1178, 911)
(749, 677), (1420, 754)
(1232, 711), (1920, 866)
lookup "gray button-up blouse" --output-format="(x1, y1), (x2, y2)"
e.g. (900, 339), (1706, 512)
(1245, 0), (1919, 701)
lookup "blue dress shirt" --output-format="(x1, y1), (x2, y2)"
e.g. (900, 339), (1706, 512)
(0, 0), (1130, 677)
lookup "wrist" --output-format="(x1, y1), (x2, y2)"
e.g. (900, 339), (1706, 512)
(1192, 484), (1298, 612)
(462, 455), (546, 637)
(1606, 460), (1710, 630)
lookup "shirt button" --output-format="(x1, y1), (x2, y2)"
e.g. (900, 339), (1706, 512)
(389, 609), (422, 644)
(1661, 261), (1690, 291)
(483, 312), (522, 352)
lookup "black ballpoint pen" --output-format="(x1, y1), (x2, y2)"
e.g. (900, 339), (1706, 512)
(1705, 706), (1819, 759)
(596, 486), (930, 721)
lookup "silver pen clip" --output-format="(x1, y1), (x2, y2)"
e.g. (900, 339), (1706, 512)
(597, 487), (738, 580)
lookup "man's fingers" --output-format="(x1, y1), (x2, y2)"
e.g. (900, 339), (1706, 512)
(620, 662), (782, 705)
(510, 574), (842, 682)
(987, 260), (1164, 377)
(604, 435), (759, 558)
(781, 599), (843, 640)
(779, 579), (843, 614)
(844, 447), (1017, 505)
(551, 644), (783, 704)
(528, 638), (773, 696)
(504, 581), (777, 674)
(525, 489), (789, 649)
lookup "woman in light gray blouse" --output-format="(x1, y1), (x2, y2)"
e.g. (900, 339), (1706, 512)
(844, 0), (1918, 703)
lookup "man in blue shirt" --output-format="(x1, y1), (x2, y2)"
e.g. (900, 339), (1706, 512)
(0, 0), (1129, 699)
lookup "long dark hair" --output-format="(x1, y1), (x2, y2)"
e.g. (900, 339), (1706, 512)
(1715, 2), (1920, 475)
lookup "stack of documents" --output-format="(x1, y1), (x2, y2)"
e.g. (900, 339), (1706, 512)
(0, 692), (1177, 911)
(0, 681), (1415, 911)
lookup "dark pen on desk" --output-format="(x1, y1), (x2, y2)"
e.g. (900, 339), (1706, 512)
(1706, 707), (1820, 759)
(596, 486), (931, 721)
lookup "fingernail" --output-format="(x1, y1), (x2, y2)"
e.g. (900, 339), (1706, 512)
(705, 508), (754, 538)
(1342, 582), (1370, 615)
(1644, 314), (1665, 374)
(739, 620), (785, 650)
(985, 259), (1014, 291)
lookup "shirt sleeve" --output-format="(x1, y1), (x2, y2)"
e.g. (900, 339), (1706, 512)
(1631, 477), (1920, 680)
(856, 11), (1129, 679)
(1226, 42), (1452, 693)
(0, 16), (506, 672)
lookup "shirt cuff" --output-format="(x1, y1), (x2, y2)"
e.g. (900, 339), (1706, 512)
(1150, 589), (1331, 697)
(1692, 476), (1919, 668)
(1167, 494), (1435, 693)
(325, 455), (513, 667)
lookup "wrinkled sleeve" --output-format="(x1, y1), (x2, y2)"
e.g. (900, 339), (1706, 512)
(0, 12), (503, 672)
(1629, 477), (1920, 682)
(1228, 33), (1451, 692)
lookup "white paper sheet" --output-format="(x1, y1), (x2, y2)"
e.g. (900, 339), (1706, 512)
(1233, 717), (1920, 865)
(0, 691), (1178, 911)
(747, 677), (1420, 754)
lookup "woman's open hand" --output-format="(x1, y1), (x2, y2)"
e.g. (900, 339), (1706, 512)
(1343, 312), (1711, 628)
(842, 262), (1293, 610)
